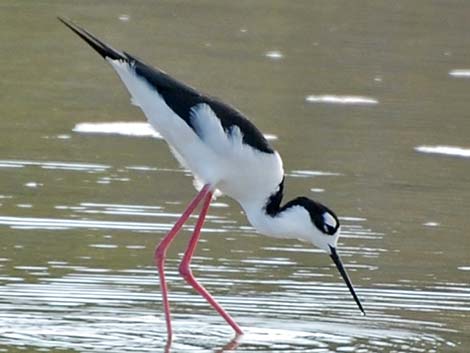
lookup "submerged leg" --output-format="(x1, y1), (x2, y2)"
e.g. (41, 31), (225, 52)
(154, 184), (212, 341)
(179, 190), (243, 335)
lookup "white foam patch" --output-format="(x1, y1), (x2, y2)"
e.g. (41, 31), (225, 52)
(73, 122), (278, 140)
(305, 95), (378, 105)
(73, 122), (162, 138)
(415, 145), (470, 158)
(449, 69), (470, 78)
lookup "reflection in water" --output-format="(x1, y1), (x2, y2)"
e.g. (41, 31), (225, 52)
(287, 170), (343, 178)
(448, 69), (470, 77)
(305, 95), (379, 105)
(0, 159), (110, 172)
(73, 122), (278, 141)
(118, 14), (130, 22)
(265, 50), (284, 60)
(0, 167), (463, 352)
(74, 122), (163, 138)
(415, 145), (470, 158)
(0, 215), (227, 233)
(0, 155), (465, 351)
(0, 264), (464, 352)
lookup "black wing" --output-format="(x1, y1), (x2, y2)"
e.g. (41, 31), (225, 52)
(59, 17), (274, 154)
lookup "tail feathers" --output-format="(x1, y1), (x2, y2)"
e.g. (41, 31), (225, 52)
(58, 17), (127, 62)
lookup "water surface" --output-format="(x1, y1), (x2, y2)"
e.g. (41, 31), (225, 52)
(1, 1), (469, 352)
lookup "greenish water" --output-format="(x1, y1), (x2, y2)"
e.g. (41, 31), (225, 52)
(0, 1), (469, 352)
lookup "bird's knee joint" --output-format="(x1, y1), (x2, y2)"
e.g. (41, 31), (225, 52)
(154, 247), (166, 266)
(178, 263), (192, 279)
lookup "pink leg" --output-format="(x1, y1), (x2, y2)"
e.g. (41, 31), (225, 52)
(179, 190), (244, 335)
(154, 184), (212, 341)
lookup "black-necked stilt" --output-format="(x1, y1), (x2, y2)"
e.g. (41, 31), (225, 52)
(59, 18), (365, 340)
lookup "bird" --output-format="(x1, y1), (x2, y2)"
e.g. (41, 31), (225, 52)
(59, 17), (365, 341)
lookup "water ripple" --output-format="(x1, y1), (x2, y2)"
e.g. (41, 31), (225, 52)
(0, 159), (109, 172)
(0, 268), (461, 352)
(0, 156), (462, 352)
(0, 215), (227, 233)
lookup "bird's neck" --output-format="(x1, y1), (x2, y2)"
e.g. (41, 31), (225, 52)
(240, 178), (308, 240)
(264, 176), (285, 216)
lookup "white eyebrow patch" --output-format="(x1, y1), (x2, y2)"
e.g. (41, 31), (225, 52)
(323, 212), (337, 231)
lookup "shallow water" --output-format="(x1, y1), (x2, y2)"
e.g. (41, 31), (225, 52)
(1, 1), (469, 352)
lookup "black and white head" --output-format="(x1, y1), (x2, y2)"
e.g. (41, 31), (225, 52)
(277, 197), (341, 251)
(278, 197), (365, 315)
(298, 197), (340, 246)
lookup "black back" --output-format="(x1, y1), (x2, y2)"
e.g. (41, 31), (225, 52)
(130, 56), (274, 153)
(59, 18), (274, 154)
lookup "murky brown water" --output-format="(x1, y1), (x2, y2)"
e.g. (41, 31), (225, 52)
(1, 1), (469, 352)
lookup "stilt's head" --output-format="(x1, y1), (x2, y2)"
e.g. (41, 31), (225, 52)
(277, 197), (365, 315)
(277, 197), (341, 250)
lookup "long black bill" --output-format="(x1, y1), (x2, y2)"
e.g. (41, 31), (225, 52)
(329, 245), (366, 315)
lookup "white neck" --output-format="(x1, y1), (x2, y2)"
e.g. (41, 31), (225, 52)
(241, 199), (315, 241)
